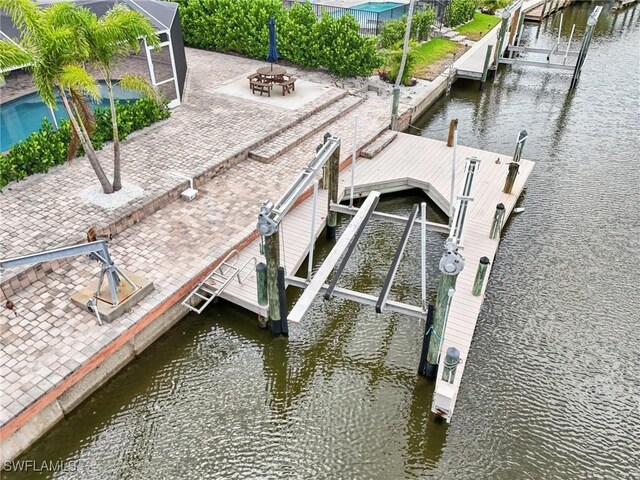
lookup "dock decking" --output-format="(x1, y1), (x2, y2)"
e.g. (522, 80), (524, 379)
(345, 134), (533, 419)
(218, 132), (534, 421)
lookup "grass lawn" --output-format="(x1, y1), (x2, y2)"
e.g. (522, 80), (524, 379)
(456, 12), (501, 41)
(412, 38), (461, 79)
(413, 38), (460, 69)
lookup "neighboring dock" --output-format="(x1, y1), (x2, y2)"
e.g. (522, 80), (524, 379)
(524, 0), (573, 22)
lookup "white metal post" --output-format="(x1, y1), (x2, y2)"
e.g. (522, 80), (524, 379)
(449, 128), (458, 223)
(421, 201), (427, 311)
(48, 105), (58, 128)
(166, 35), (181, 108)
(350, 115), (358, 208)
(557, 13), (563, 46)
(308, 180), (319, 280)
(564, 24), (576, 64)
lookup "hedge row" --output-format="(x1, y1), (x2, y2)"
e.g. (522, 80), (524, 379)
(177, 0), (383, 77)
(0, 98), (169, 189)
(379, 9), (437, 49)
(448, 0), (477, 27)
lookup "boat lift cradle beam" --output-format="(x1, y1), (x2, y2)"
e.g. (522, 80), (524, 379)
(287, 275), (425, 320)
(0, 240), (135, 306)
(330, 203), (450, 234)
(257, 135), (341, 237)
(323, 196), (380, 301)
(376, 204), (420, 314)
(287, 192), (381, 323)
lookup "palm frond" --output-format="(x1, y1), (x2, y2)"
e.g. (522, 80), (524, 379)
(118, 74), (161, 103)
(0, 40), (33, 73)
(70, 87), (95, 137)
(58, 64), (100, 100)
(0, 0), (41, 37)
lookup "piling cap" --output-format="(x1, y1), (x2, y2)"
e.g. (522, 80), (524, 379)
(496, 203), (505, 210)
(444, 347), (461, 365)
(480, 256), (491, 265)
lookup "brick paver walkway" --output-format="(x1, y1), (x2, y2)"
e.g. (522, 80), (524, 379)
(0, 48), (391, 428)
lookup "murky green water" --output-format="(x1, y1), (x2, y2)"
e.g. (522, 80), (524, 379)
(8, 2), (640, 478)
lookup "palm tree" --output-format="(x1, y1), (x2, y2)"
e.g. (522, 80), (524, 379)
(0, 0), (114, 193)
(81, 5), (160, 191)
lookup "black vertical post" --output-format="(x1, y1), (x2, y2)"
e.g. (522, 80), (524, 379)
(278, 266), (288, 336)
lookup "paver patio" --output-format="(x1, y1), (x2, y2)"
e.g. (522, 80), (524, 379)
(0, 48), (391, 436)
(0, 48), (345, 295)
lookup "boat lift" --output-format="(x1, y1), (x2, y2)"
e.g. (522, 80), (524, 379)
(255, 133), (481, 327)
(493, 5), (603, 89)
(0, 236), (154, 324)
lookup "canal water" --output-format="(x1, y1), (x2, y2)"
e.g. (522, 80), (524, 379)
(9, 2), (639, 478)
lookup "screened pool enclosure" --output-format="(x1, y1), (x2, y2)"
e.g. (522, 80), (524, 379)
(0, 0), (187, 150)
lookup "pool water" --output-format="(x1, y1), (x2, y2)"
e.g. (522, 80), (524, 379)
(352, 1), (404, 12)
(0, 83), (141, 152)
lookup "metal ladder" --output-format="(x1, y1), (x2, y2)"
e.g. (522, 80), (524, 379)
(182, 250), (256, 314)
(445, 59), (456, 96)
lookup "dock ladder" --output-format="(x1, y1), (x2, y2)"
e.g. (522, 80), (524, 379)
(443, 59), (456, 96)
(182, 250), (256, 314)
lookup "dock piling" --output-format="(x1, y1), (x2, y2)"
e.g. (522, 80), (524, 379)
(425, 242), (464, 377)
(490, 203), (505, 239)
(265, 231), (282, 334)
(472, 256), (491, 296)
(447, 119), (458, 147)
(441, 347), (461, 383)
(256, 262), (268, 306)
(325, 134), (341, 241)
(492, 10), (512, 79)
(504, 162), (520, 194)
(480, 45), (494, 90)
(418, 304), (435, 376)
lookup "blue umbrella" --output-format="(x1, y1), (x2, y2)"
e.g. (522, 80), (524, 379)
(266, 17), (279, 70)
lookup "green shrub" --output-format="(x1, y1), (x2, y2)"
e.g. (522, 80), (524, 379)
(279, 2), (321, 68)
(448, 0), (477, 27)
(379, 8), (436, 49)
(385, 41), (419, 86)
(479, 0), (509, 14)
(412, 8), (436, 41)
(178, 0), (383, 77)
(379, 17), (406, 49)
(0, 98), (170, 190)
(316, 12), (383, 77)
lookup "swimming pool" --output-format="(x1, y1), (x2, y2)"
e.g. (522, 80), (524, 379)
(0, 83), (141, 152)
(352, 2), (405, 13)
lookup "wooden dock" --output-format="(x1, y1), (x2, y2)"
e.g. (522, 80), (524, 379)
(216, 133), (534, 421)
(525, 0), (572, 22)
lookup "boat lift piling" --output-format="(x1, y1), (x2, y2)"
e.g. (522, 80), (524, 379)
(256, 134), (342, 334)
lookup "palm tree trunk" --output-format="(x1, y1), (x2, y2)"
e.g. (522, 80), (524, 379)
(105, 72), (122, 192)
(60, 90), (114, 194)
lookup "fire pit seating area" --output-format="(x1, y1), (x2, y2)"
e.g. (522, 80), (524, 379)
(248, 68), (297, 97)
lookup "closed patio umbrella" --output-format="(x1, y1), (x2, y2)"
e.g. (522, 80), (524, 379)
(266, 17), (279, 71)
